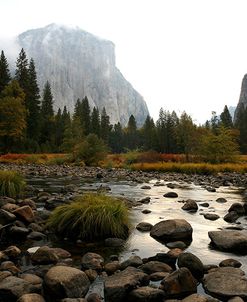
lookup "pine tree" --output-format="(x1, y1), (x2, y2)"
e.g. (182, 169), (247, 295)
(100, 107), (111, 143)
(26, 58), (41, 139)
(0, 50), (11, 94)
(142, 115), (157, 151)
(91, 107), (100, 136)
(220, 105), (233, 128)
(40, 81), (55, 147)
(15, 48), (29, 92)
(81, 96), (91, 135)
(125, 114), (138, 150)
(109, 122), (124, 153)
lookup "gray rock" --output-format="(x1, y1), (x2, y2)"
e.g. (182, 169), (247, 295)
(17, 24), (149, 126)
(166, 241), (187, 249)
(44, 265), (90, 300)
(150, 219), (193, 243)
(139, 260), (173, 274)
(182, 199), (198, 212)
(208, 230), (247, 253)
(203, 267), (247, 300)
(9, 226), (29, 238)
(104, 266), (149, 302)
(203, 213), (220, 221)
(127, 286), (165, 302)
(216, 198), (227, 203)
(27, 231), (46, 240)
(164, 192), (178, 198)
(136, 222), (153, 232)
(0, 276), (37, 302)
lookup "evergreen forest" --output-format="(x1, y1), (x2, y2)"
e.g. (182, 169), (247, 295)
(0, 49), (247, 160)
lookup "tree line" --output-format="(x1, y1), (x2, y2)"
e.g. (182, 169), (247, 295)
(0, 48), (246, 158)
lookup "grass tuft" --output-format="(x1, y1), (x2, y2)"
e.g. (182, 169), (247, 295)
(46, 193), (130, 241)
(0, 170), (26, 197)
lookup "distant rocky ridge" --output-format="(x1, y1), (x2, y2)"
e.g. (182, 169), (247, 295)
(234, 74), (247, 122)
(16, 23), (149, 126)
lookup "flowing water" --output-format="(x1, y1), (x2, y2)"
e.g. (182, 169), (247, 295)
(26, 176), (247, 274)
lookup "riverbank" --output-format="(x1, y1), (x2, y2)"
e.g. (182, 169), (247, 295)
(1, 163), (247, 189)
(0, 163), (247, 301)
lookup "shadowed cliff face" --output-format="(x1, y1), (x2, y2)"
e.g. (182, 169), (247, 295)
(234, 74), (247, 122)
(17, 23), (149, 126)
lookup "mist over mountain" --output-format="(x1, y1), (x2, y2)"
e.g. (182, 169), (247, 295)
(16, 23), (149, 125)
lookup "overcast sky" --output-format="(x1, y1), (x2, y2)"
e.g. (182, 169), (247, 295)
(1, 0), (247, 123)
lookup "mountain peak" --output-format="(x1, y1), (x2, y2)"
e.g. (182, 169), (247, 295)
(17, 24), (148, 125)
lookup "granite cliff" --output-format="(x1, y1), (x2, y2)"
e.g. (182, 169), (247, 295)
(17, 23), (149, 125)
(234, 74), (247, 122)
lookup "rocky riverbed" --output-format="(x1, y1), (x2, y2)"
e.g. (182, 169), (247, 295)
(0, 163), (247, 302)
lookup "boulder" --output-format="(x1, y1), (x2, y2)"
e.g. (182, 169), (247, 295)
(104, 266), (149, 302)
(81, 252), (104, 271)
(12, 206), (34, 223)
(0, 276), (37, 302)
(9, 226), (29, 239)
(208, 230), (247, 253)
(4, 246), (21, 258)
(139, 261), (173, 274)
(150, 219), (193, 243)
(104, 261), (120, 275)
(127, 286), (165, 302)
(27, 232), (46, 240)
(228, 203), (245, 215)
(224, 211), (239, 223)
(182, 199), (198, 212)
(44, 265), (90, 300)
(203, 267), (247, 300)
(31, 246), (59, 264)
(177, 252), (204, 280)
(120, 255), (143, 270)
(136, 222), (153, 232)
(0, 209), (16, 225)
(160, 267), (197, 299)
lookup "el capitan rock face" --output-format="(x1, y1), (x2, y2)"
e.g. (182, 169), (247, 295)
(17, 23), (149, 125)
